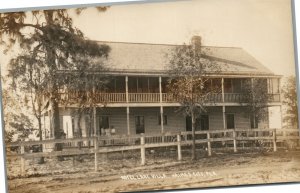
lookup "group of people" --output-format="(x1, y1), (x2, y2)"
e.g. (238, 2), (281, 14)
(100, 127), (116, 136)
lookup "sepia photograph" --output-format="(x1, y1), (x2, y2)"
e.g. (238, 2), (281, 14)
(0, 0), (300, 192)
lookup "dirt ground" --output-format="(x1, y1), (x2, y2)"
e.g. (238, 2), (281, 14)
(5, 149), (300, 193)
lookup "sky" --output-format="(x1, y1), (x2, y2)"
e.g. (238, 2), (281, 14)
(0, 0), (296, 77)
(70, 0), (296, 76)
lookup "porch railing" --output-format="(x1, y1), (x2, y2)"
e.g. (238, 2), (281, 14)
(129, 93), (160, 103)
(58, 92), (280, 104)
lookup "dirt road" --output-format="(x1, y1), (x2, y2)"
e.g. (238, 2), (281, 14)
(6, 150), (300, 193)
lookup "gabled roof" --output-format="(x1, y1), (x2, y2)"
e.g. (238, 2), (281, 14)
(97, 41), (277, 77)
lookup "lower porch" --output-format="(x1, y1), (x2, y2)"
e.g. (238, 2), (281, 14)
(41, 106), (282, 140)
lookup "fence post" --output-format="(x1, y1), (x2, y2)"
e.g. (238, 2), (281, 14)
(273, 129), (277, 152)
(141, 134), (145, 165)
(233, 130), (237, 153)
(20, 144), (25, 176)
(177, 133), (182, 161)
(94, 137), (99, 171)
(207, 132), (212, 156)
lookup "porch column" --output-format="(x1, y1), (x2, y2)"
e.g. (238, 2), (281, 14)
(126, 76), (130, 135)
(125, 76), (129, 103)
(159, 76), (163, 102)
(93, 86), (97, 136)
(159, 76), (164, 133)
(49, 109), (53, 138)
(126, 107), (130, 135)
(93, 107), (97, 136)
(43, 114), (46, 139)
(222, 78), (226, 129)
(160, 106), (164, 133)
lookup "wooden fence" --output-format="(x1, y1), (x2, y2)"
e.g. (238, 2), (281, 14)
(6, 128), (300, 175)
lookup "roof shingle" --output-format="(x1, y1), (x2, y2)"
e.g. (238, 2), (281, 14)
(98, 41), (275, 76)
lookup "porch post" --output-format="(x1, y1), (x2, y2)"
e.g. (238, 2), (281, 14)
(127, 107), (130, 135)
(93, 86), (97, 137)
(159, 76), (163, 102)
(159, 76), (164, 133)
(222, 78), (226, 129)
(126, 76), (130, 135)
(93, 107), (97, 136)
(160, 106), (164, 133)
(49, 109), (53, 138)
(125, 76), (129, 103)
(43, 113), (46, 139)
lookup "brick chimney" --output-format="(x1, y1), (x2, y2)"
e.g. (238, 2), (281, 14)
(191, 35), (201, 53)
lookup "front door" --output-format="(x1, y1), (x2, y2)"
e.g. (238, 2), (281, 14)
(198, 115), (209, 130)
(135, 116), (145, 134)
(186, 116), (192, 131)
(226, 114), (235, 129)
(186, 115), (209, 131)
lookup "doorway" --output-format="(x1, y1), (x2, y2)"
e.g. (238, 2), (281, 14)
(135, 116), (145, 134)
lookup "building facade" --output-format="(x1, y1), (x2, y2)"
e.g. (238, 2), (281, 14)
(42, 38), (282, 139)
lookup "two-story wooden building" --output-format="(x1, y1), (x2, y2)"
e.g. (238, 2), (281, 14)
(42, 37), (282, 139)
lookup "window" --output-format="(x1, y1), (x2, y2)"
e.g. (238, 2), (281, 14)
(85, 116), (92, 136)
(226, 114), (235, 129)
(137, 77), (148, 93)
(232, 79), (242, 93)
(200, 115), (209, 130)
(224, 79), (233, 93)
(158, 115), (168, 125)
(268, 78), (279, 94)
(250, 114), (258, 128)
(135, 116), (145, 134)
(115, 76), (125, 93)
(99, 116), (110, 135)
(195, 115), (209, 131)
(148, 77), (159, 93)
(99, 116), (109, 129)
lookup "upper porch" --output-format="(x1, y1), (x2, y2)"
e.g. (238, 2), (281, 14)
(57, 75), (281, 106)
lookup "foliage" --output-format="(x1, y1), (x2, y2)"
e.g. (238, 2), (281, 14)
(167, 36), (221, 160)
(242, 78), (269, 128)
(1, 88), (35, 142)
(1, 9), (110, 142)
(282, 76), (298, 128)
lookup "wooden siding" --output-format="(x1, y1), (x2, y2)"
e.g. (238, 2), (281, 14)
(42, 106), (270, 137)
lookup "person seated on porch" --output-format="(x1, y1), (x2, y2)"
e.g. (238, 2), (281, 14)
(100, 128), (105, 136)
(111, 126), (116, 135)
(105, 128), (111, 136)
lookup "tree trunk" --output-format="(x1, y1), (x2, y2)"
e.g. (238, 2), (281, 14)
(88, 109), (93, 148)
(77, 109), (83, 150)
(191, 112), (196, 160)
(37, 117), (45, 164)
(51, 97), (62, 152)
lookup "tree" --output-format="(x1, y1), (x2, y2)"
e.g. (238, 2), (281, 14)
(60, 69), (110, 148)
(0, 9), (110, 147)
(167, 36), (220, 160)
(242, 78), (269, 128)
(282, 76), (298, 128)
(1, 88), (35, 143)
